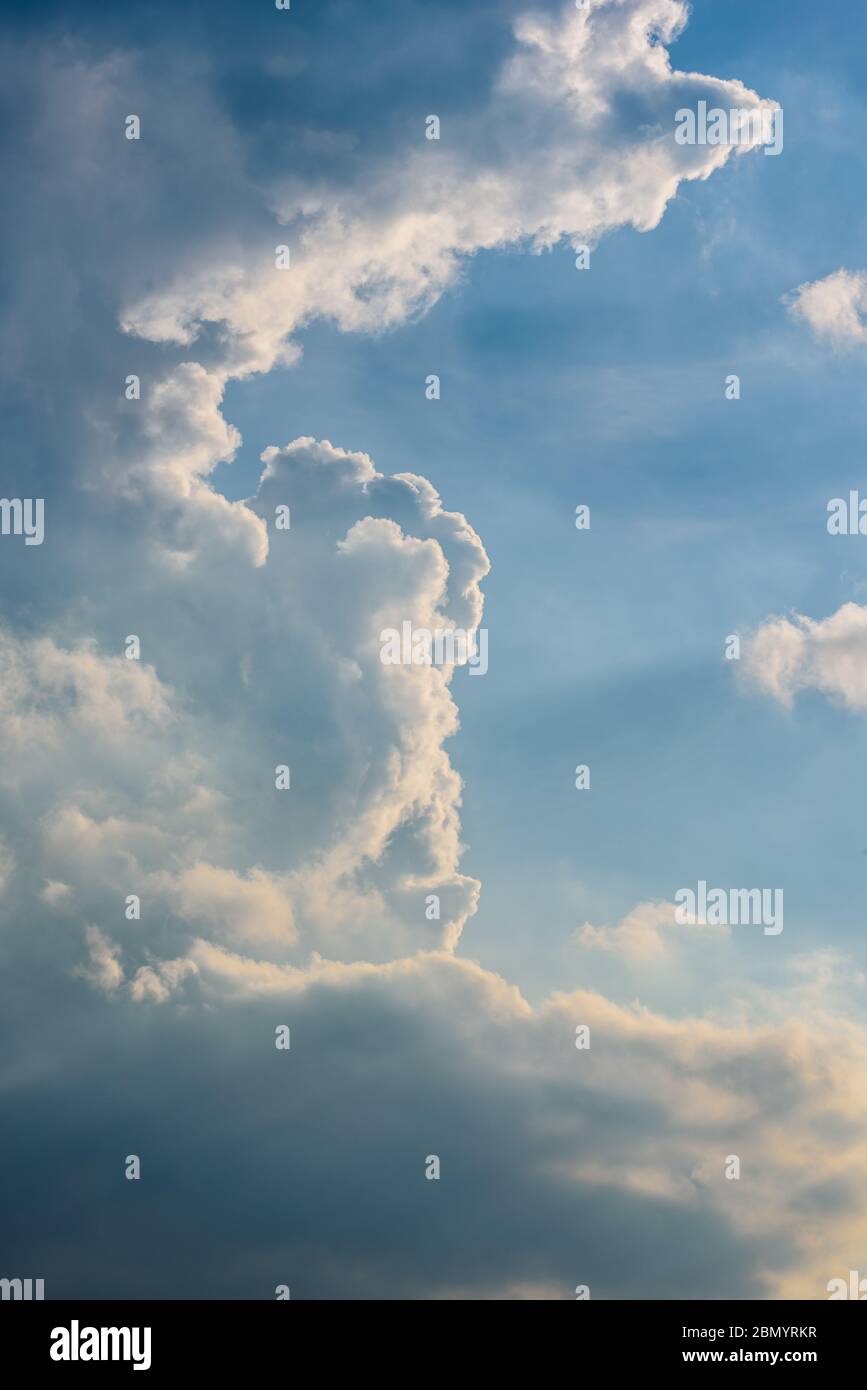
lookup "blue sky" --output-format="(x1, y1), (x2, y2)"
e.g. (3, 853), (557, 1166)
(4, 0), (867, 1300)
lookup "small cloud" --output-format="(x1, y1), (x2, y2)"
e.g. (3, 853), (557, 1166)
(576, 899), (728, 961)
(741, 601), (867, 711)
(786, 268), (867, 349)
(77, 926), (124, 995)
(130, 957), (197, 1004)
(41, 879), (71, 906)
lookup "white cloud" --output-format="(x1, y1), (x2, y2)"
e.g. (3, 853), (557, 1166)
(742, 601), (867, 710)
(101, 0), (777, 566)
(122, 0), (777, 386)
(787, 268), (867, 349)
(0, 436), (488, 981)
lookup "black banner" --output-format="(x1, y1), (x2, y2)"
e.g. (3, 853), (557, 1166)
(2, 1299), (863, 1375)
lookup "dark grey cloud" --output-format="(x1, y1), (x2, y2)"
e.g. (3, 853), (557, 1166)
(1, 959), (788, 1300)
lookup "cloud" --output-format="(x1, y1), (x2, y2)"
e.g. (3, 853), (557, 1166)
(129, 957), (198, 1005)
(40, 880), (71, 907)
(78, 926), (124, 995)
(0, 436), (488, 979)
(5, 936), (867, 1298)
(577, 899), (729, 960)
(85, 0), (777, 570)
(169, 864), (297, 950)
(121, 0), (777, 389)
(786, 268), (867, 349)
(0, 1), (778, 577)
(742, 601), (867, 710)
(0, 632), (172, 748)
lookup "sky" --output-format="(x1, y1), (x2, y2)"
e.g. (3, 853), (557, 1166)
(3, 0), (867, 1300)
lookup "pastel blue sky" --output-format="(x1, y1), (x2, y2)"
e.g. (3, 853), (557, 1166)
(3, 0), (867, 1300)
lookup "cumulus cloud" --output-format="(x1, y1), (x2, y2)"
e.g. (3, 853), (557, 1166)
(0, 436), (487, 982)
(742, 601), (867, 710)
(787, 268), (867, 348)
